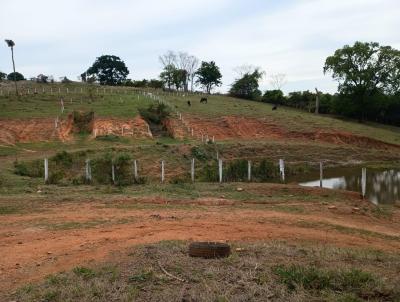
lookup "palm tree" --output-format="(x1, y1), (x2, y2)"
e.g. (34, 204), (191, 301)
(5, 39), (18, 95)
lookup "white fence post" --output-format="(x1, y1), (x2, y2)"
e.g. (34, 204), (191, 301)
(248, 160), (252, 182)
(161, 160), (165, 183)
(361, 168), (367, 198)
(44, 158), (49, 183)
(218, 159), (223, 183)
(111, 163), (116, 184)
(191, 158), (195, 182)
(133, 160), (138, 181)
(85, 159), (92, 182)
(319, 162), (323, 188)
(279, 159), (285, 182)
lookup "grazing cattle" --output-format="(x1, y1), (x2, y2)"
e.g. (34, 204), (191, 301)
(187, 100), (191, 107)
(200, 97), (208, 104)
(272, 105), (278, 111)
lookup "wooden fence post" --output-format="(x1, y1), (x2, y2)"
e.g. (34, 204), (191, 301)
(319, 162), (323, 188)
(85, 159), (92, 182)
(361, 168), (367, 198)
(191, 158), (195, 182)
(161, 160), (165, 183)
(111, 163), (116, 184)
(279, 159), (285, 182)
(218, 159), (223, 183)
(248, 160), (252, 182)
(44, 158), (49, 183)
(133, 160), (138, 181)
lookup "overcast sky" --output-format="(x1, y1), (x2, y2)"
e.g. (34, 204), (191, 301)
(1, 0), (399, 93)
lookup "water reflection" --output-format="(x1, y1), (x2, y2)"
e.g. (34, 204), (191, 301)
(293, 168), (400, 205)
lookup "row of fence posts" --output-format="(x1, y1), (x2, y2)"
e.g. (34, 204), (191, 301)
(43, 157), (286, 184)
(0, 87), (206, 97)
(43, 158), (369, 197)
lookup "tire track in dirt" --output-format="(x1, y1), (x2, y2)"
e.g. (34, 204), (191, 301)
(1, 201), (399, 295)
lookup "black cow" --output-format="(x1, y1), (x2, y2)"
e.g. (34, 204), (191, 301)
(187, 100), (191, 107)
(200, 97), (208, 104)
(272, 105), (278, 111)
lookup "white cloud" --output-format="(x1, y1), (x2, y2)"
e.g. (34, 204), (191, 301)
(190, 0), (400, 92)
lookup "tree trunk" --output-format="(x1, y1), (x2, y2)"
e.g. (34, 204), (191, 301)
(11, 47), (18, 95)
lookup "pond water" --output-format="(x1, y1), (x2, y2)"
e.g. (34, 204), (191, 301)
(287, 167), (400, 205)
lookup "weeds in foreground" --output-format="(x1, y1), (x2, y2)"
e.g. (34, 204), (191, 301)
(13, 241), (400, 302)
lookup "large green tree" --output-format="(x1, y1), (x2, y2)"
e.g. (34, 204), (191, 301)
(229, 69), (264, 100)
(324, 41), (400, 121)
(7, 72), (24, 81)
(160, 64), (176, 90)
(83, 55), (129, 86)
(195, 61), (222, 94)
(262, 89), (286, 105)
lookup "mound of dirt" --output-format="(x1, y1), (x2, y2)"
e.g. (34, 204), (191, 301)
(177, 116), (283, 140)
(163, 118), (189, 139)
(93, 116), (152, 139)
(290, 131), (400, 150)
(0, 117), (73, 145)
(178, 115), (399, 150)
(0, 115), (153, 144)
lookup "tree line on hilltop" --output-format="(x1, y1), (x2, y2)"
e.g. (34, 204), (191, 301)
(1, 42), (399, 125)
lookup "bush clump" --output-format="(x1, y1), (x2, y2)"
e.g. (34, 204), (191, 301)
(73, 111), (95, 134)
(139, 103), (170, 125)
(273, 264), (383, 300)
(14, 159), (44, 178)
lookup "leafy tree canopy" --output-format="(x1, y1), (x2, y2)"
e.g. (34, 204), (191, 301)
(7, 72), (24, 81)
(0, 71), (6, 81)
(229, 69), (264, 100)
(262, 90), (285, 104)
(324, 41), (400, 120)
(195, 61), (222, 94)
(84, 55), (129, 86)
(160, 64), (176, 90)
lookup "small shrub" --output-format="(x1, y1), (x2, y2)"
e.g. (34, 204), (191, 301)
(47, 171), (65, 185)
(274, 265), (378, 299)
(73, 111), (95, 134)
(134, 176), (147, 185)
(92, 153), (113, 184)
(254, 159), (279, 181)
(170, 174), (191, 184)
(191, 146), (210, 161)
(114, 153), (133, 186)
(274, 264), (332, 291)
(198, 161), (219, 182)
(224, 159), (248, 182)
(139, 103), (170, 125)
(128, 270), (154, 283)
(52, 151), (73, 168)
(73, 266), (96, 279)
(95, 135), (120, 142)
(14, 159), (44, 178)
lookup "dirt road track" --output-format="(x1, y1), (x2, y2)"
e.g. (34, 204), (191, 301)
(1, 199), (399, 296)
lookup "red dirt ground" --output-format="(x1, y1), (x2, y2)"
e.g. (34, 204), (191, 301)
(1, 195), (399, 296)
(0, 117), (73, 145)
(175, 115), (400, 149)
(0, 116), (153, 144)
(93, 116), (152, 139)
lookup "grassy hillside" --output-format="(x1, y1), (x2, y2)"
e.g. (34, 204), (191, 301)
(1, 81), (399, 146)
(0, 82), (152, 118)
(163, 94), (400, 146)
